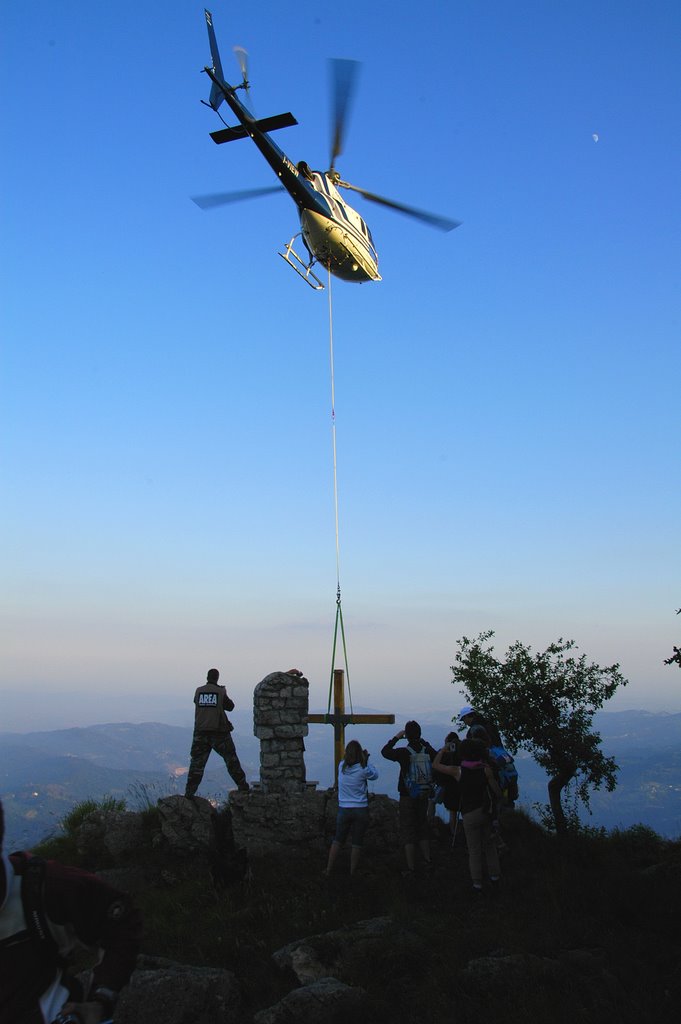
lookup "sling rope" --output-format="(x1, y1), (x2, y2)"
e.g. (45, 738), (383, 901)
(326, 263), (353, 719)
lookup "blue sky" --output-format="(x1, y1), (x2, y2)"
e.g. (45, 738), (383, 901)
(2, 1), (679, 731)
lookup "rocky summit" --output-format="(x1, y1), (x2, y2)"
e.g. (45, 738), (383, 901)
(33, 790), (681, 1024)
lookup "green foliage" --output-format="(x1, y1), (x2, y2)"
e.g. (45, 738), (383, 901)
(61, 796), (126, 836)
(451, 630), (627, 815)
(532, 795), (607, 838)
(34, 795), (126, 864)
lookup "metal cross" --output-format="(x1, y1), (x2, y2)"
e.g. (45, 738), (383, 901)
(307, 668), (395, 780)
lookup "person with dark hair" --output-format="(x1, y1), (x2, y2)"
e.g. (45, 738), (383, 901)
(325, 739), (379, 877)
(0, 798), (141, 1024)
(185, 668), (249, 797)
(381, 721), (437, 876)
(434, 737), (502, 893)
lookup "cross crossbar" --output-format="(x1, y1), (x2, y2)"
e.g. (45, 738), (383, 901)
(307, 668), (395, 779)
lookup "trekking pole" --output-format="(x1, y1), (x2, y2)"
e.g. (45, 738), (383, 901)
(451, 812), (460, 848)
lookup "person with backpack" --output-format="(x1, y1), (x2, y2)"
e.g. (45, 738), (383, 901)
(185, 667), (250, 798)
(0, 798), (141, 1024)
(324, 739), (379, 877)
(433, 737), (502, 893)
(459, 705), (519, 807)
(381, 721), (437, 876)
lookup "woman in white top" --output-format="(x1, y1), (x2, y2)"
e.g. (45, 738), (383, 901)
(324, 739), (379, 876)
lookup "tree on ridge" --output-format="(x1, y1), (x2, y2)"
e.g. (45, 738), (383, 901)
(451, 630), (628, 834)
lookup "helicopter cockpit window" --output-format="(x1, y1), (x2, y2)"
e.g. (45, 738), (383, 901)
(359, 217), (374, 244)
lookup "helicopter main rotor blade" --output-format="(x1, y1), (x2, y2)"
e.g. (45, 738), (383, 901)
(329, 58), (360, 171)
(336, 180), (461, 232)
(191, 185), (285, 209)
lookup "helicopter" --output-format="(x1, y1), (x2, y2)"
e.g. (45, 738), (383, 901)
(193, 9), (461, 289)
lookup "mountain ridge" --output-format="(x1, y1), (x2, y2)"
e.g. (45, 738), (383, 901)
(2, 709), (680, 848)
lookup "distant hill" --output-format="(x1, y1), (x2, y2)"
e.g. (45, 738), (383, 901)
(2, 709), (680, 848)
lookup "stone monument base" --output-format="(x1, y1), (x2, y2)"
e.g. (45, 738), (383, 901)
(229, 790), (399, 854)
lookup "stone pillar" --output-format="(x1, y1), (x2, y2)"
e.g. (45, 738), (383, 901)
(253, 671), (309, 794)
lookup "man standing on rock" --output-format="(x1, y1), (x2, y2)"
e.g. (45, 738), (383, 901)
(185, 668), (250, 797)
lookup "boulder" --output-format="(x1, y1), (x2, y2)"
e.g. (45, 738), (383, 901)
(253, 976), (365, 1024)
(462, 948), (625, 1012)
(115, 955), (243, 1024)
(272, 916), (408, 985)
(463, 952), (560, 988)
(157, 795), (214, 854)
(76, 809), (148, 860)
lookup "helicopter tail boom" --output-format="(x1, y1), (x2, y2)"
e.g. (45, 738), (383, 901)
(204, 9), (229, 110)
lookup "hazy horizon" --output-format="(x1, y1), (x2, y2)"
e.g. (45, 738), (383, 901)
(2, 683), (680, 735)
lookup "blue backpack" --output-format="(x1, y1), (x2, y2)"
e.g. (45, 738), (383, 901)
(488, 745), (519, 804)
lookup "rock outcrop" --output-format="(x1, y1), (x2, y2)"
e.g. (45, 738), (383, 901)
(115, 955), (243, 1024)
(157, 795), (216, 854)
(271, 916), (411, 985)
(253, 976), (366, 1024)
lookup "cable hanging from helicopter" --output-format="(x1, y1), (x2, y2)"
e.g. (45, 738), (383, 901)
(324, 262), (353, 708)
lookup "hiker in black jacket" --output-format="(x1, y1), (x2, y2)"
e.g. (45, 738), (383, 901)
(381, 721), (437, 876)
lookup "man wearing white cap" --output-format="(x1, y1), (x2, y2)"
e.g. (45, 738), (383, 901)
(458, 706), (503, 748)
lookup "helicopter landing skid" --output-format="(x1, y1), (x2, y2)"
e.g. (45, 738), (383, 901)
(278, 236), (324, 290)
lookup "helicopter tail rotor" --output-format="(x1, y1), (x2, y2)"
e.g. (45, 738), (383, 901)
(234, 47), (250, 91)
(233, 45), (255, 112)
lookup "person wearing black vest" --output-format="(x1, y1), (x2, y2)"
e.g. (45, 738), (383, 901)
(184, 668), (249, 797)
